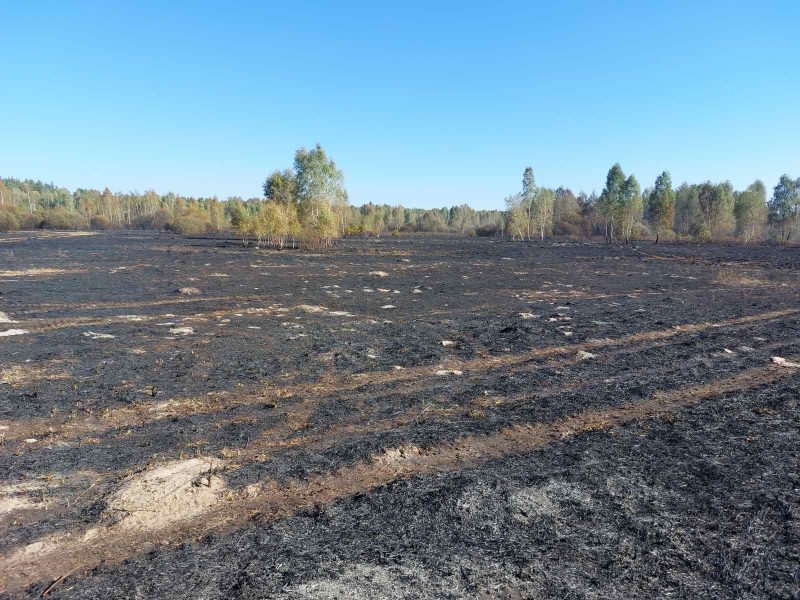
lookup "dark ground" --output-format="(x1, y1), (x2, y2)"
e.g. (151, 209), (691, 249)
(0, 231), (798, 598)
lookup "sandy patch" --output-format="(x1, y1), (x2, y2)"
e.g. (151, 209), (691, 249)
(177, 287), (202, 295)
(0, 268), (85, 277)
(169, 327), (194, 335)
(82, 331), (116, 340)
(0, 329), (29, 337)
(0, 481), (49, 516)
(107, 458), (226, 532)
(772, 356), (800, 368)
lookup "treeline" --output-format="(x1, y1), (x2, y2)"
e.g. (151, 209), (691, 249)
(0, 177), (227, 234)
(505, 165), (800, 243)
(0, 144), (503, 244)
(2, 153), (799, 244)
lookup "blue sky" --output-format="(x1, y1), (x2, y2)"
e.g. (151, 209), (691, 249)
(2, 1), (798, 209)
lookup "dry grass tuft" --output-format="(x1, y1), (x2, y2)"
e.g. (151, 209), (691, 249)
(713, 268), (768, 287)
(0, 268), (85, 278)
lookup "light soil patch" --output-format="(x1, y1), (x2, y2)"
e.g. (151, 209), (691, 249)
(177, 287), (202, 295)
(106, 458), (226, 532)
(0, 329), (29, 337)
(714, 268), (770, 287)
(296, 305), (328, 314)
(33, 295), (265, 314)
(288, 563), (432, 599)
(295, 305), (355, 317)
(168, 327), (194, 335)
(0, 482), (49, 517)
(0, 268), (85, 278)
(82, 331), (116, 340)
(0, 363), (70, 387)
(771, 356), (800, 368)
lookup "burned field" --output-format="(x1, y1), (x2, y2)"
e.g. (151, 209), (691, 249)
(0, 231), (798, 599)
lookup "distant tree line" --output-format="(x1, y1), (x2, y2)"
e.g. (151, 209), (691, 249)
(1, 152), (798, 244)
(0, 144), (504, 244)
(504, 164), (800, 243)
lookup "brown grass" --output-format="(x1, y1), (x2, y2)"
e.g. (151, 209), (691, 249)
(713, 268), (770, 287)
(0, 363), (71, 387)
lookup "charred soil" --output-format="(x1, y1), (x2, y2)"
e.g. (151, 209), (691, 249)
(0, 232), (798, 598)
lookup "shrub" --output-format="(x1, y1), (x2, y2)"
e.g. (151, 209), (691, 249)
(692, 222), (711, 242)
(132, 209), (173, 230)
(18, 212), (44, 230)
(552, 221), (581, 237)
(0, 209), (19, 232)
(41, 207), (85, 230)
(633, 222), (651, 241)
(170, 210), (212, 235)
(344, 224), (365, 237)
(90, 215), (115, 230)
(475, 224), (500, 237)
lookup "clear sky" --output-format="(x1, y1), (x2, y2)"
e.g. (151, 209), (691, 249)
(2, 1), (799, 209)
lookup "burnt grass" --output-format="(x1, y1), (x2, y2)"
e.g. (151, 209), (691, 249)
(0, 231), (799, 598)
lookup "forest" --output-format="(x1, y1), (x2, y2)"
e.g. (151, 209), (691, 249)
(1, 145), (798, 245)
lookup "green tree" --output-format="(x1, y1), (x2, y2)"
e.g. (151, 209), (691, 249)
(263, 169), (297, 205)
(598, 163), (625, 241)
(521, 167), (536, 240)
(698, 181), (734, 240)
(674, 184), (701, 238)
(734, 180), (767, 242)
(227, 198), (250, 245)
(619, 175), (642, 243)
(768, 175), (799, 242)
(505, 194), (526, 240)
(647, 171), (676, 243)
(532, 187), (554, 241)
(0, 179), (11, 207)
(553, 187), (579, 226)
(294, 144), (348, 240)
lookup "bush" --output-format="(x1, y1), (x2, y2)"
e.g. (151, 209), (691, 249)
(18, 212), (44, 230)
(40, 207), (85, 230)
(90, 215), (115, 230)
(552, 221), (581, 237)
(633, 222), (651, 241)
(0, 209), (19, 232)
(475, 224), (500, 237)
(344, 223), (365, 237)
(170, 210), (212, 235)
(132, 209), (173, 230)
(691, 223), (711, 242)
